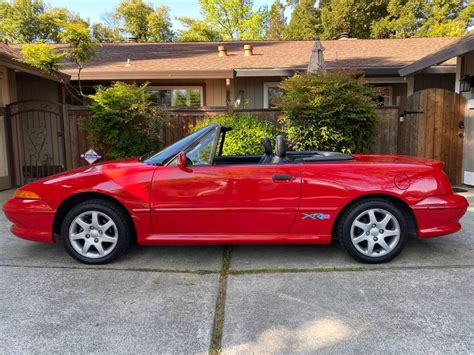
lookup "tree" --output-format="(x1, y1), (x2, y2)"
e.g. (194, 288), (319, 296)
(284, 0), (322, 40)
(91, 23), (122, 42)
(320, 0), (389, 39)
(191, 0), (268, 40)
(115, 0), (153, 41)
(371, 0), (473, 38)
(0, 0), (44, 43)
(267, 0), (287, 40)
(84, 82), (167, 159)
(147, 6), (174, 42)
(0, 0), (88, 43)
(279, 71), (377, 153)
(113, 0), (174, 42)
(60, 21), (97, 96)
(176, 17), (223, 41)
(21, 41), (63, 71)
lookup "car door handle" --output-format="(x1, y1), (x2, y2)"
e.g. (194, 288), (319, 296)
(272, 174), (296, 181)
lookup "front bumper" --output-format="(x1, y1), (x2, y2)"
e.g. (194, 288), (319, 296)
(2, 198), (55, 243)
(412, 194), (469, 239)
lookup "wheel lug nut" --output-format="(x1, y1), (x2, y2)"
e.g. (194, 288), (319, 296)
(86, 234), (90, 238)
(99, 230), (103, 234)
(90, 226), (94, 230)
(380, 229), (384, 234)
(94, 238), (99, 243)
(366, 232), (370, 235)
(373, 237), (378, 241)
(372, 224), (376, 227)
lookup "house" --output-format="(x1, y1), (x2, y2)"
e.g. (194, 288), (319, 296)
(59, 38), (459, 109)
(400, 33), (474, 186)
(0, 43), (70, 190)
(2, 37), (469, 190)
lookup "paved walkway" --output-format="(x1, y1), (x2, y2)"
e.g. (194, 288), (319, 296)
(0, 188), (473, 353)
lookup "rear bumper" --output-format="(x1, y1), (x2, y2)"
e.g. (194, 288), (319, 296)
(2, 198), (55, 243)
(412, 194), (469, 239)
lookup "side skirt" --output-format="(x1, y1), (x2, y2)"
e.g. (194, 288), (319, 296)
(139, 233), (333, 245)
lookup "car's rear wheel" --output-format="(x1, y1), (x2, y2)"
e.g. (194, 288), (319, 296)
(61, 199), (132, 264)
(337, 198), (408, 263)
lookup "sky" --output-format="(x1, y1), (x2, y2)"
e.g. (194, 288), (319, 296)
(46, 0), (277, 31)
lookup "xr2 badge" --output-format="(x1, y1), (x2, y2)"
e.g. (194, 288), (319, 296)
(302, 213), (331, 221)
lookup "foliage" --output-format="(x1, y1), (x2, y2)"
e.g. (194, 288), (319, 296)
(91, 23), (122, 42)
(147, 6), (174, 42)
(278, 71), (377, 153)
(267, 0), (287, 40)
(283, 0), (322, 40)
(189, 0), (268, 40)
(193, 113), (278, 155)
(84, 82), (167, 159)
(114, 0), (174, 42)
(176, 17), (223, 41)
(320, 0), (389, 39)
(0, 0), (86, 43)
(59, 21), (97, 95)
(371, 0), (473, 38)
(21, 42), (63, 71)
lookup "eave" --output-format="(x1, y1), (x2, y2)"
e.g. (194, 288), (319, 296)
(0, 54), (70, 83)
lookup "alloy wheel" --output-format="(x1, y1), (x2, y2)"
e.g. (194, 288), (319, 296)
(68, 211), (118, 259)
(350, 208), (401, 258)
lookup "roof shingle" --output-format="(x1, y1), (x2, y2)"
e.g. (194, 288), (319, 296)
(47, 37), (460, 80)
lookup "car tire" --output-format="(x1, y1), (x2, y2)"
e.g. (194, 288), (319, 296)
(61, 199), (132, 264)
(337, 198), (408, 264)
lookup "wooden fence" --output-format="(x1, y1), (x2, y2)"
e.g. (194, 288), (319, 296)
(66, 105), (399, 169)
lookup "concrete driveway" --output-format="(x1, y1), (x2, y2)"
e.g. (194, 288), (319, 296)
(0, 188), (473, 354)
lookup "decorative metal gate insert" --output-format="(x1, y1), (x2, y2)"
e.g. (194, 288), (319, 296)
(6, 100), (66, 185)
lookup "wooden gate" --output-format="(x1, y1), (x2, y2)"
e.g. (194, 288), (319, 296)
(398, 89), (466, 185)
(7, 100), (66, 186)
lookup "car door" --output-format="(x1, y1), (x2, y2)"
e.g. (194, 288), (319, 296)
(151, 163), (301, 235)
(150, 128), (302, 235)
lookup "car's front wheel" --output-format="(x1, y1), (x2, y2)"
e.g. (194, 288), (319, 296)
(61, 199), (132, 264)
(337, 198), (408, 263)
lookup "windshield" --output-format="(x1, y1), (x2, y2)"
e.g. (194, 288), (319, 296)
(141, 124), (218, 165)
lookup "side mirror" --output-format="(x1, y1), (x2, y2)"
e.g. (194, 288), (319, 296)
(178, 151), (188, 170)
(178, 151), (192, 172)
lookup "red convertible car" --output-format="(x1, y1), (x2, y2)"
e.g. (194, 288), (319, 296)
(3, 123), (468, 264)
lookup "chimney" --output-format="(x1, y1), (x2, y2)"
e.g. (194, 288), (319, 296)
(127, 36), (138, 43)
(218, 45), (228, 57)
(243, 44), (253, 56)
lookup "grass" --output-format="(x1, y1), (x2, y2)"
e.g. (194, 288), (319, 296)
(209, 247), (232, 354)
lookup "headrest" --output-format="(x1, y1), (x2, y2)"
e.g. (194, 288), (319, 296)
(262, 137), (272, 155)
(275, 135), (287, 158)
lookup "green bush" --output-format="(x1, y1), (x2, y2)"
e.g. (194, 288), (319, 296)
(193, 113), (278, 155)
(279, 71), (377, 153)
(84, 82), (167, 160)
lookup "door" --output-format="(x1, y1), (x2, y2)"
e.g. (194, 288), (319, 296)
(151, 164), (301, 235)
(398, 89), (466, 185)
(6, 100), (66, 186)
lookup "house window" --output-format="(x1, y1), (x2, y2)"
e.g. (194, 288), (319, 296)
(263, 82), (283, 109)
(372, 86), (393, 106)
(148, 86), (203, 107)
